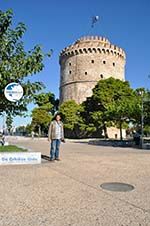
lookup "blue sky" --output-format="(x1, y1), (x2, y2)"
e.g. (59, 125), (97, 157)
(0, 0), (150, 128)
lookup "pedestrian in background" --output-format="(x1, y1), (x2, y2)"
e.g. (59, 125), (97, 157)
(31, 131), (35, 139)
(48, 114), (65, 161)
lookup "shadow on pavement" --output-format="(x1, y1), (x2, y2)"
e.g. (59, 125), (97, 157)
(41, 154), (50, 161)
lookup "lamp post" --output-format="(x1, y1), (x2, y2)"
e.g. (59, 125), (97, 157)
(141, 92), (144, 148)
(138, 90), (144, 148)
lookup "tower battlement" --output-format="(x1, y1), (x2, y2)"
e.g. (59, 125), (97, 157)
(60, 36), (125, 62)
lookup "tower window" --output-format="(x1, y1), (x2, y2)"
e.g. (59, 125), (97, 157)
(91, 60), (94, 63)
(113, 62), (115, 67)
(69, 71), (71, 74)
(100, 74), (103, 79)
(69, 62), (71, 66)
(85, 72), (87, 75)
(103, 60), (106, 64)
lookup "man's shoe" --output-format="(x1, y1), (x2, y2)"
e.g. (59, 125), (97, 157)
(55, 158), (61, 161)
(49, 158), (55, 162)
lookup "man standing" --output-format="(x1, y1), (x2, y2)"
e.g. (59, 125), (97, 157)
(48, 114), (64, 161)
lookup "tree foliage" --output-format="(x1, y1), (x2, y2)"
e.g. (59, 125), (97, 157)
(34, 92), (59, 113)
(143, 90), (150, 128)
(137, 89), (150, 136)
(59, 78), (149, 139)
(15, 125), (26, 136)
(88, 78), (140, 139)
(31, 108), (52, 136)
(0, 9), (52, 116)
(31, 92), (58, 136)
(59, 100), (86, 138)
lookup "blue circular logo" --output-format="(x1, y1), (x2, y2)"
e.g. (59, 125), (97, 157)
(4, 83), (23, 102)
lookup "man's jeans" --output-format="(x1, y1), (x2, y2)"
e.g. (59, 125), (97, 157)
(50, 139), (61, 160)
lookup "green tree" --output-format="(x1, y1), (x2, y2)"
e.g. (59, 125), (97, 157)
(31, 92), (58, 136)
(143, 90), (150, 131)
(59, 100), (86, 138)
(84, 77), (139, 139)
(31, 108), (52, 136)
(82, 96), (106, 137)
(16, 125), (26, 136)
(0, 9), (52, 116)
(135, 89), (150, 136)
(34, 92), (59, 114)
(25, 124), (32, 135)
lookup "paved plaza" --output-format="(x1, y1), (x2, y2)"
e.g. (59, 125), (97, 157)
(0, 137), (150, 226)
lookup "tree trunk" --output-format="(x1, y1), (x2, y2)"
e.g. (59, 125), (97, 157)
(119, 121), (123, 140)
(38, 125), (41, 137)
(103, 124), (108, 139)
(74, 125), (80, 138)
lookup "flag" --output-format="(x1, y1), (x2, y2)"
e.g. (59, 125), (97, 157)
(91, 16), (99, 28)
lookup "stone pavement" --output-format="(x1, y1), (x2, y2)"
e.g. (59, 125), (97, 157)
(0, 137), (150, 226)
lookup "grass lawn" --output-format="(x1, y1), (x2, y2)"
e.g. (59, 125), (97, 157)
(0, 145), (27, 152)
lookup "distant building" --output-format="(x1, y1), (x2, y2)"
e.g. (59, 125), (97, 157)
(59, 36), (126, 104)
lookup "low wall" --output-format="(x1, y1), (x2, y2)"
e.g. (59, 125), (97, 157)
(88, 139), (134, 147)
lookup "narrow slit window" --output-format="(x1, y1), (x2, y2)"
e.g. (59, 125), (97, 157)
(91, 60), (94, 63)
(100, 74), (103, 79)
(85, 72), (87, 75)
(103, 60), (106, 64)
(69, 71), (71, 74)
(113, 62), (115, 67)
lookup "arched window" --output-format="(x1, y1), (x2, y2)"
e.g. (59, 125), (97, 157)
(113, 62), (115, 67)
(85, 72), (87, 75)
(103, 60), (106, 64)
(69, 71), (71, 74)
(91, 60), (94, 63)
(100, 74), (103, 79)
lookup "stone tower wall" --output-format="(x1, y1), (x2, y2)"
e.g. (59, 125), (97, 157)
(59, 36), (126, 104)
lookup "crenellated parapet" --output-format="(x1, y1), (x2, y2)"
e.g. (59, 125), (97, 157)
(59, 36), (126, 64)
